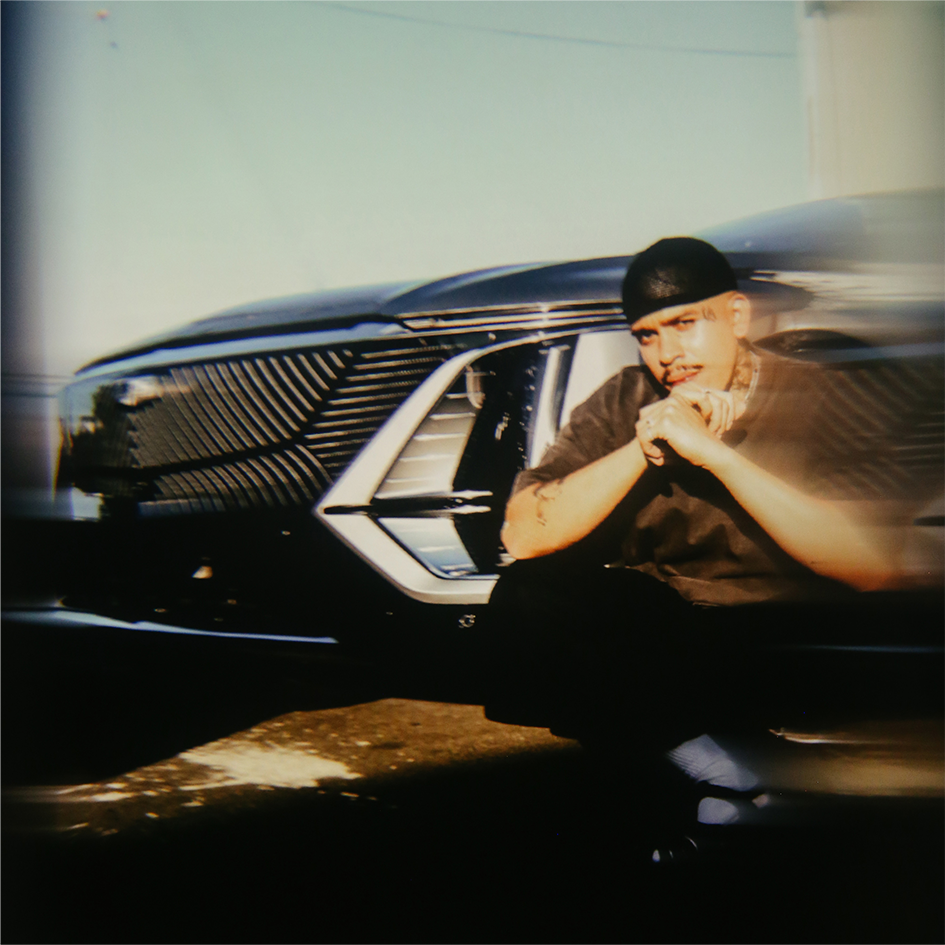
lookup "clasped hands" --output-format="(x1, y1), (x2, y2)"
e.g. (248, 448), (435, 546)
(636, 382), (745, 467)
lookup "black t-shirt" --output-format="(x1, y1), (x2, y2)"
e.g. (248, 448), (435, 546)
(512, 350), (858, 605)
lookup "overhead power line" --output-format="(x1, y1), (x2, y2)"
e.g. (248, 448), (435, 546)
(323, 2), (796, 59)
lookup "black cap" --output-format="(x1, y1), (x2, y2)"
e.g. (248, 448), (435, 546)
(622, 237), (737, 325)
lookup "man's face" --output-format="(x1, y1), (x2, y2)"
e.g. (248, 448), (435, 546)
(630, 291), (750, 392)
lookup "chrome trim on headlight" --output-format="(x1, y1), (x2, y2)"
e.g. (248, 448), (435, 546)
(317, 333), (589, 603)
(316, 344), (513, 603)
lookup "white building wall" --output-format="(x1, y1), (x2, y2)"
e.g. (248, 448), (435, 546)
(799, 1), (944, 198)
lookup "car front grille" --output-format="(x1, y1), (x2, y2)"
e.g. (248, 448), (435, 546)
(131, 353), (343, 468)
(69, 341), (456, 515)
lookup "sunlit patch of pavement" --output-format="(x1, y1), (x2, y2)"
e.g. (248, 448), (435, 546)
(7, 702), (941, 840)
(8, 698), (577, 836)
(177, 742), (360, 790)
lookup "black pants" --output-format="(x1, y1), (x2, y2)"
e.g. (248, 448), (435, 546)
(483, 559), (725, 749)
(481, 557), (943, 752)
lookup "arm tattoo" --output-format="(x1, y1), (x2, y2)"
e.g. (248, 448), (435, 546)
(534, 479), (563, 527)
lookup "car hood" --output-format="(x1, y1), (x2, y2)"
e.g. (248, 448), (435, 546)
(79, 257), (632, 371)
(80, 188), (942, 372)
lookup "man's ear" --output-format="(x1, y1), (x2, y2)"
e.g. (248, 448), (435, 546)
(729, 293), (751, 339)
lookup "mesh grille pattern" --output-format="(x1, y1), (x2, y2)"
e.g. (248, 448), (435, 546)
(303, 347), (452, 478)
(116, 341), (455, 515)
(146, 444), (332, 515)
(131, 351), (346, 468)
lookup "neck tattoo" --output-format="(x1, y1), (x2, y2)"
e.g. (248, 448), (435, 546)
(729, 346), (759, 411)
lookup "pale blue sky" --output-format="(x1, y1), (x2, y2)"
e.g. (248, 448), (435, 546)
(22, 1), (807, 376)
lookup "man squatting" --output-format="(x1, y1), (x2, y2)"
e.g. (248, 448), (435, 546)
(489, 237), (911, 845)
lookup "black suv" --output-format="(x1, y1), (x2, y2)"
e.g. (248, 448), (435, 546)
(5, 190), (942, 778)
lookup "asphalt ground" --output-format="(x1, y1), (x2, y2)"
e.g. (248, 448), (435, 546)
(4, 694), (943, 944)
(3, 544), (943, 945)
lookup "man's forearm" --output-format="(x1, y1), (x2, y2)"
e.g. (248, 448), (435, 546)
(704, 445), (898, 591)
(501, 438), (649, 559)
